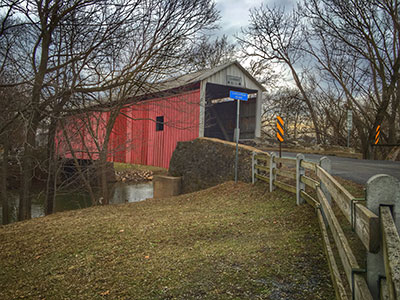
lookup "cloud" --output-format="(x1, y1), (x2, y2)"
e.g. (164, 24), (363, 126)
(215, 0), (257, 37)
(214, 0), (296, 41)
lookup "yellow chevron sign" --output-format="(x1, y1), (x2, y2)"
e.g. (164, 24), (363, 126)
(375, 125), (380, 144)
(276, 116), (284, 142)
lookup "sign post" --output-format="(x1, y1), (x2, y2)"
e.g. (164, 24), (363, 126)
(276, 116), (284, 167)
(347, 110), (352, 148)
(375, 125), (380, 145)
(229, 90), (248, 183)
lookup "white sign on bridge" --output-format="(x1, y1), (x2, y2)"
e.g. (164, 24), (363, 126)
(347, 110), (353, 130)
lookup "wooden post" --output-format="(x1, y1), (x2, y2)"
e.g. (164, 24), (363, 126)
(270, 152), (276, 192)
(296, 153), (305, 205)
(318, 156), (332, 225)
(366, 174), (400, 299)
(252, 152), (257, 184)
(319, 157), (332, 205)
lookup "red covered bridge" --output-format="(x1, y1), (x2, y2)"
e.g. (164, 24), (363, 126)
(56, 61), (265, 169)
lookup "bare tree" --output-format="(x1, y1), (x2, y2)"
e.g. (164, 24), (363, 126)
(1, 0), (218, 220)
(301, 0), (400, 157)
(239, 0), (400, 157)
(238, 4), (322, 144)
(67, 0), (218, 205)
(0, 80), (25, 224)
(1, 0), (141, 220)
(261, 87), (309, 142)
(186, 34), (236, 71)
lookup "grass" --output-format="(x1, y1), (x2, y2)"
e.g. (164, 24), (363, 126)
(259, 146), (362, 160)
(0, 182), (334, 300)
(259, 165), (368, 296)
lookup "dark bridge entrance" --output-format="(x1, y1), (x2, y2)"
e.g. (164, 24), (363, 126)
(204, 82), (258, 141)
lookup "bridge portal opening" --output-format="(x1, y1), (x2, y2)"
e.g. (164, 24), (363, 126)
(204, 82), (258, 141)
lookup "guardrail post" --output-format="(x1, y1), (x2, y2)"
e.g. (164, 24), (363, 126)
(366, 174), (400, 299)
(252, 152), (257, 184)
(270, 152), (276, 192)
(296, 153), (305, 205)
(319, 156), (332, 206)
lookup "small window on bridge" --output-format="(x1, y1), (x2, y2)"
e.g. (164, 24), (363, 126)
(156, 116), (164, 131)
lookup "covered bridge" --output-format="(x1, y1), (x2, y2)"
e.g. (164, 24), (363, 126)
(57, 61), (265, 169)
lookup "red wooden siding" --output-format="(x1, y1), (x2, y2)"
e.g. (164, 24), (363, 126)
(123, 89), (200, 168)
(56, 111), (108, 160)
(56, 89), (200, 169)
(110, 108), (128, 163)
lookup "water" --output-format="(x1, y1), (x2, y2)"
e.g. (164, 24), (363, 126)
(0, 182), (153, 224)
(111, 182), (153, 204)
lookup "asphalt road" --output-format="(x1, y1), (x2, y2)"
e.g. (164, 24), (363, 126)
(280, 152), (400, 185)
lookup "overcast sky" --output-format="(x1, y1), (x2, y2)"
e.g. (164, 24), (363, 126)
(214, 0), (296, 88)
(215, 0), (295, 41)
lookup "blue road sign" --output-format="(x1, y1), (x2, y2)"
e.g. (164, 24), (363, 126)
(229, 90), (248, 101)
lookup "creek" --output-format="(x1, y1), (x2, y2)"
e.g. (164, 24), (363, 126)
(0, 182), (153, 224)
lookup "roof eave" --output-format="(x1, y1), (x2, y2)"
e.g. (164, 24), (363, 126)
(197, 61), (266, 92)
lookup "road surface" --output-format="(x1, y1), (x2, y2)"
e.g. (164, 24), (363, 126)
(279, 152), (400, 185)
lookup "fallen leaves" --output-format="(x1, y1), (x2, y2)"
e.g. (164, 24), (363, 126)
(115, 169), (154, 183)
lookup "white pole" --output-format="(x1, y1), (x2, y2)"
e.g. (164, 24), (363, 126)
(234, 99), (240, 183)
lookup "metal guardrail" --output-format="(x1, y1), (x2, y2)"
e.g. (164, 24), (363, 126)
(251, 151), (400, 300)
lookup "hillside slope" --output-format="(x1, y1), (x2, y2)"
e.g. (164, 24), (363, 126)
(0, 182), (334, 299)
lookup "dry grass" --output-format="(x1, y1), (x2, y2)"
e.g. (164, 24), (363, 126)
(259, 146), (362, 160)
(256, 163), (368, 296)
(0, 182), (334, 300)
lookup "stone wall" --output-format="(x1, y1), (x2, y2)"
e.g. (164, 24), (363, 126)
(168, 137), (264, 193)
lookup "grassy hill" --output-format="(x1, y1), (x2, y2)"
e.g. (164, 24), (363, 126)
(0, 182), (334, 299)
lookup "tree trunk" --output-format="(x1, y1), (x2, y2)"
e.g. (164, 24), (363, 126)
(59, 119), (97, 205)
(98, 110), (120, 205)
(99, 149), (109, 205)
(1, 139), (10, 225)
(388, 84), (400, 144)
(361, 141), (371, 160)
(45, 119), (57, 215)
(19, 124), (37, 221)
(288, 64), (322, 144)
(19, 29), (51, 221)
